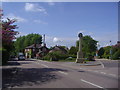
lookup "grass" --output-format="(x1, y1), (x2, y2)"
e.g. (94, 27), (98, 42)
(39, 58), (91, 62)
(58, 59), (76, 62)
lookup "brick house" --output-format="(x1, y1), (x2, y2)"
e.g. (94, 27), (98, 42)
(25, 44), (49, 59)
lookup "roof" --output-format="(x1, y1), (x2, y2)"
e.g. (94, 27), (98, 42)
(26, 44), (43, 49)
(49, 46), (68, 54)
(113, 41), (120, 48)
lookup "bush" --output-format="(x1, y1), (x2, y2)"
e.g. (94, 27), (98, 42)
(43, 51), (69, 61)
(112, 50), (120, 60)
(2, 48), (10, 65)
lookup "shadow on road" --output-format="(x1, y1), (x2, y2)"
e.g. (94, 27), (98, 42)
(6, 60), (35, 66)
(2, 67), (67, 88)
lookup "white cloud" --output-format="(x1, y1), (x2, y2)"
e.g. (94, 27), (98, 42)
(34, 20), (48, 24)
(45, 35), (77, 48)
(53, 37), (62, 42)
(3, 13), (27, 22)
(25, 3), (47, 15)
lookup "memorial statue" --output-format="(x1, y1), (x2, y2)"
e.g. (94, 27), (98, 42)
(76, 33), (84, 63)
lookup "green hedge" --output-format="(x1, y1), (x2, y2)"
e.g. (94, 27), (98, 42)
(42, 51), (69, 61)
(2, 48), (10, 65)
(112, 50), (120, 60)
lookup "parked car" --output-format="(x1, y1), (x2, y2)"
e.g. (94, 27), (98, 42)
(18, 55), (25, 60)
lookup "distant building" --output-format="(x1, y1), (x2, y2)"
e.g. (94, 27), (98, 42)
(113, 41), (120, 48)
(25, 34), (49, 59)
(25, 44), (49, 59)
(49, 45), (68, 54)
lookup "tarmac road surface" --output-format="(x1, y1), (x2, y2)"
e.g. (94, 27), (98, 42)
(2, 59), (119, 89)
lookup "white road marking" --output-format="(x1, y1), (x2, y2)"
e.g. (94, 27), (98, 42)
(80, 68), (87, 70)
(80, 68), (83, 69)
(108, 74), (117, 77)
(100, 72), (106, 74)
(80, 79), (104, 88)
(41, 64), (49, 68)
(99, 61), (104, 68)
(58, 71), (68, 75)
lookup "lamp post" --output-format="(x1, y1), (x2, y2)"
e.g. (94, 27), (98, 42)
(76, 33), (84, 63)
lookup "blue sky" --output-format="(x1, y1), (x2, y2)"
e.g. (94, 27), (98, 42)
(2, 2), (118, 48)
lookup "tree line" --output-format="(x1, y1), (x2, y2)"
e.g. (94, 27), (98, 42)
(14, 33), (42, 54)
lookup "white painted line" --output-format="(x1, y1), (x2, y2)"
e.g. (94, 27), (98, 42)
(58, 71), (68, 75)
(81, 79), (104, 88)
(41, 64), (49, 68)
(99, 61), (104, 68)
(80, 68), (83, 69)
(109, 74), (117, 77)
(80, 68), (87, 70)
(100, 72), (106, 75)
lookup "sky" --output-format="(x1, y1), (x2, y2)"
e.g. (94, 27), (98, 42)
(2, 2), (118, 48)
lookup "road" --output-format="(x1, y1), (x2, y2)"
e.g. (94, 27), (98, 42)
(2, 59), (119, 89)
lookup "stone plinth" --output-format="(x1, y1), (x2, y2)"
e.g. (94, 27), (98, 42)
(76, 33), (84, 63)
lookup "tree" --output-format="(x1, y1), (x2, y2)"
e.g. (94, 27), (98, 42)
(76, 35), (98, 58)
(102, 46), (111, 59)
(112, 49), (120, 60)
(98, 47), (105, 58)
(14, 33), (42, 53)
(69, 46), (77, 55)
(0, 9), (18, 65)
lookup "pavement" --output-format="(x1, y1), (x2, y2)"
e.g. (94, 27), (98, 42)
(1, 59), (119, 89)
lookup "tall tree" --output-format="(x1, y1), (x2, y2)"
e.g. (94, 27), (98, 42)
(14, 33), (42, 53)
(0, 9), (18, 64)
(98, 47), (105, 58)
(69, 46), (77, 55)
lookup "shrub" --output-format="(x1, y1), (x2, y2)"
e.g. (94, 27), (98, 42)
(43, 51), (69, 61)
(112, 50), (120, 60)
(2, 48), (10, 65)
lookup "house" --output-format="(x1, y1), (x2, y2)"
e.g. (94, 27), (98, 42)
(113, 41), (120, 48)
(49, 45), (68, 54)
(25, 44), (49, 59)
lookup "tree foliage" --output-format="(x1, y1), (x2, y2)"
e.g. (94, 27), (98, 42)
(99, 44), (120, 60)
(76, 35), (98, 57)
(14, 33), (42, 53)
(69, 46), (77, 55)
(43, 51), (68, 61)
(0, 9), (18, 65)
(98, 47), (105, 58)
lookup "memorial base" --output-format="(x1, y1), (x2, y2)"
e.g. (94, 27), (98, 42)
(76, 51), (84, 63)
(76, 58), (84, 63)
